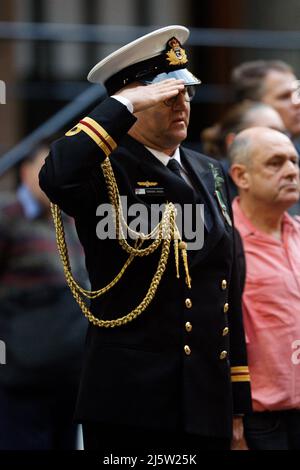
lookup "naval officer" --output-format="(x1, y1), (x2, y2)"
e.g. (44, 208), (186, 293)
(39, 25), (251, 451)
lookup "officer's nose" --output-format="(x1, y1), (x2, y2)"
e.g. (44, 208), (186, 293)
(172, 89), (188, 110)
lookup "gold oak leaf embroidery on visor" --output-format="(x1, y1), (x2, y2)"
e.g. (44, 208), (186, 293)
(165, 37), (188, 66)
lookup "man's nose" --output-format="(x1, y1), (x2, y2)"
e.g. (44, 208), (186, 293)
(292, 99), (300, 109)
(284, 159), (299, 177)
(172, 90), (188, 109)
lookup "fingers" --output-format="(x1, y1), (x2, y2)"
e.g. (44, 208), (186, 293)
(149, 79), (185, 95)
(140, 79), (185, 105)
(151, 78), (185, 88)
(117, 79), (186, 113)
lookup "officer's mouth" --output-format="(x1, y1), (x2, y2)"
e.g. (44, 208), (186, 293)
(171, 116), (187, 125)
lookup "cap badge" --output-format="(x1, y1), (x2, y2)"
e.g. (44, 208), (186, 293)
(166, 37), (188, 66)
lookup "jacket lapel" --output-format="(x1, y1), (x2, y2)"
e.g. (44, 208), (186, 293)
(114, 137), (229, 268)
(122, 136), (195, 205)
(180, 148), (228, 268)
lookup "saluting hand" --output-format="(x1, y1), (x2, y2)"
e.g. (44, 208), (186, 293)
(116, 79), (185, 113)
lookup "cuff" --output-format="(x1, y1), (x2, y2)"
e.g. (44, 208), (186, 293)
(111, 95), (134, 114)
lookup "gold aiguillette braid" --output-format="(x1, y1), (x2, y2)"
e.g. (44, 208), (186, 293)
(50, 157), (191, 328)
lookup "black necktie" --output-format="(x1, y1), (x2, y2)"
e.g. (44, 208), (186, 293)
(167, 156), (211, 232)
(167, 158), (184, 180)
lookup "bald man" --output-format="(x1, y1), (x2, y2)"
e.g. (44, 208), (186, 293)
(229, 127), (300, 450)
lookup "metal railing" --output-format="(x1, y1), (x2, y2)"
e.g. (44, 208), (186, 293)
(1, 21), (300, 174)
(0, 84), (105, 176)
(1, 22), (300, 49)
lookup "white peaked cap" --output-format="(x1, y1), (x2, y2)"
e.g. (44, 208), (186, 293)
(87, 25), (201, 94)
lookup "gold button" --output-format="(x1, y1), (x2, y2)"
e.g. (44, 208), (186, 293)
(222, 327), (229, 336)
(184, 345), (191, 356)
(223, 303), (229, 313)
(185, 321), (192, 333)
(221, 279), (227, 290)
(185, 298), (192, 309)
(219, 350), (228, 360)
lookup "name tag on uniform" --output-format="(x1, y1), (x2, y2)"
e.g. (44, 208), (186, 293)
(135, 187), (165, 196)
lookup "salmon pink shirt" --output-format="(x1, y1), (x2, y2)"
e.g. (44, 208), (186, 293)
(232, 197), (300, 412)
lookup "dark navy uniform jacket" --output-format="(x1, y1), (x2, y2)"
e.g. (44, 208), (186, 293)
(39, 97), (252, 439)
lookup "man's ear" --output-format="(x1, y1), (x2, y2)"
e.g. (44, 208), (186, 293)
(230, 164), (250, 190)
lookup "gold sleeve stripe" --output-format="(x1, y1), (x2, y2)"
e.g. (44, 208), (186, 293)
(77, 122), (111, 158)
(65, 126), (81, 136)
(79, 119), (112, 153)
(81, 117), (117, 152)
(231, 375), (251, 382)
(231, 366), (249, 374)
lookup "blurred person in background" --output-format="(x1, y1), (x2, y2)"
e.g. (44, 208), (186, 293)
(201, 101), (285, 201)
(229, 127), (300, 450)
(231, 60), (300, 141)
(0, 143), (87, 450)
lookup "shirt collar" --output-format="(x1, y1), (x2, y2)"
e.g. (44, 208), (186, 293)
(17, 184), (42, 219)
(144, 146), (182, 167)
(232, 196), (299, 238)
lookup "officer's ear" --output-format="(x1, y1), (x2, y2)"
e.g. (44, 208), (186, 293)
(230, 163), (250, 191)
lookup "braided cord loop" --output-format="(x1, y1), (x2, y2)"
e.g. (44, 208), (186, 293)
(50, 157), (181, 328)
